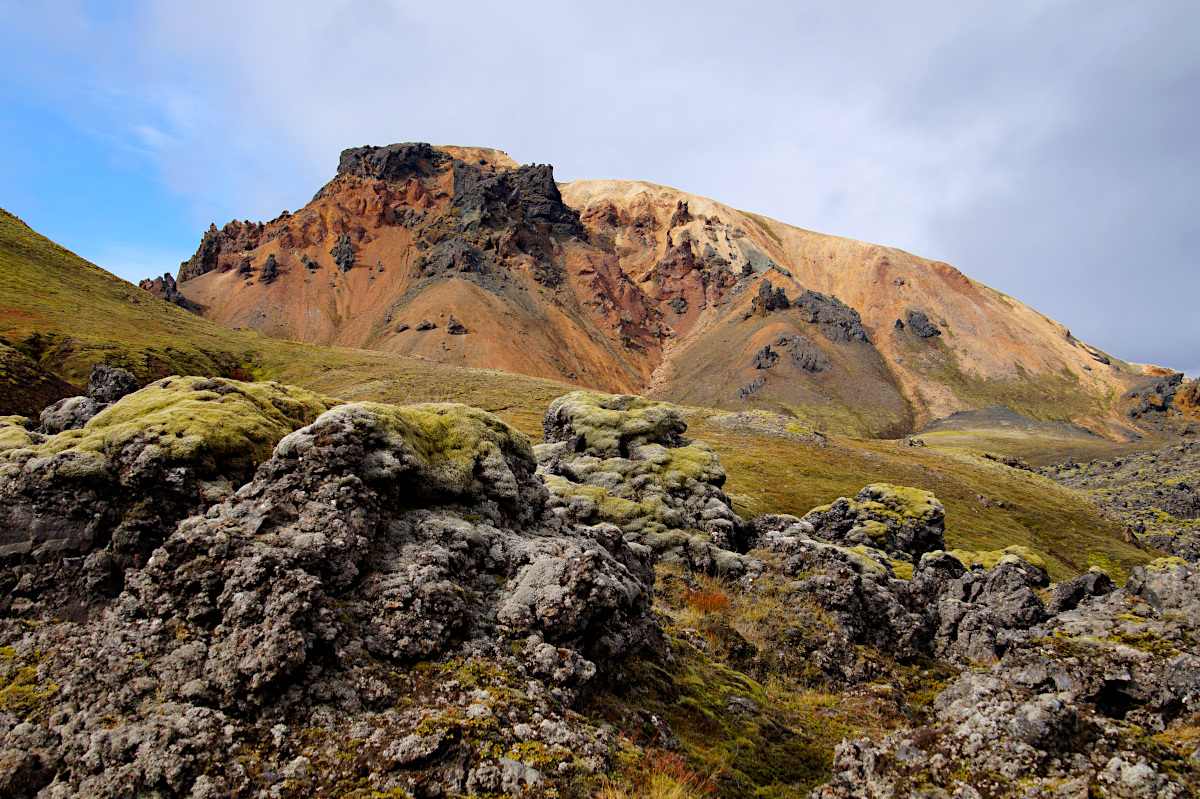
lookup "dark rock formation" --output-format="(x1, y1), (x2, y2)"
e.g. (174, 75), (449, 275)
(801, 484), (947, 559)
(258, 253), (279, 284)
(536, 392), (748, 572)
(329, 234), (355, 273)
(737, 375), (767, 399)
(1127, 372), (1185, 420)
(86, 365), (139, 405)
(793, 290), (869, 343)
(178, 220), (265, 281)
(3, 377), (333, 602)
(446, 315), (468, 335)
(751, 278), (791, 316)
(813, 560), (1200, 798)
(138, 272), (198, 311)
(38, 365), (140, 433)
(752, 345), (779, 369)
(336, 141), (447, 183)
(668, 296), (688, 315)
(416, 319), (436, 331)
(781, 334), (832, 373)
(0, 393), (659, 798)
(905, 309), (941, 338)
(452, 161), (582, 240)
(1046, 569), (1116, 614)
(418, 237), (490, 277)
(668, 200), (693, 228)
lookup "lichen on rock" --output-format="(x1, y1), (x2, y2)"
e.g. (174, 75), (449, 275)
(536, 391), (748, 573)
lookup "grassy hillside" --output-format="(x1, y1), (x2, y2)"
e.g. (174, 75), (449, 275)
(0, 206), (1157, 581)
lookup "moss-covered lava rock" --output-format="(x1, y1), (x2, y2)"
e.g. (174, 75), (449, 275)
(535, 391), (747, 573)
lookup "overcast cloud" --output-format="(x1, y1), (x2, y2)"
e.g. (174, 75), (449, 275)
(2, 0), (1197, 374)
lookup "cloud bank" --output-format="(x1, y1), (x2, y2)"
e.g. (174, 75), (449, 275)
(2, 0), (1197, 372)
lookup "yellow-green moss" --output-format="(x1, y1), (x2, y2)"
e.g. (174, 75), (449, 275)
(1146, 556), (1189, 571)
(946, 544), (1048, 572)
(0, 416), (33, 451)
(0, 647), (56, 720)
(3, 376), (334, 477)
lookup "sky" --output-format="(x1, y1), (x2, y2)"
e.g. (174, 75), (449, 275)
(2, 0), (1198, 376)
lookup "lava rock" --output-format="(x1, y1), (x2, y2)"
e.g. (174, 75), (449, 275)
(905, 309), (941, 338)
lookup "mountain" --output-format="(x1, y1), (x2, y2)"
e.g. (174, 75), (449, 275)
(168, 142), (1184, 439)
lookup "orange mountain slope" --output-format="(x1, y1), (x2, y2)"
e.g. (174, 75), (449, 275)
(169, 142), (1179, 439)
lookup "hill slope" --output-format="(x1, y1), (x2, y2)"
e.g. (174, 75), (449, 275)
(170, 142), (1175, 439)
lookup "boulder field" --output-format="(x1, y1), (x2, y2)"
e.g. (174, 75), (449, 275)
(0, 380), (1197, 797)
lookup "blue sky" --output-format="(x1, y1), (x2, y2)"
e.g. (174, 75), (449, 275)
(2, 0), (1198, 376)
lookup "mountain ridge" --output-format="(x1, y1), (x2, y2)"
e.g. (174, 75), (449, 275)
(158, 142), (1184, 440)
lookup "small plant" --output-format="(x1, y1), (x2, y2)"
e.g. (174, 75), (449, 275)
(685, 589), (729, 614)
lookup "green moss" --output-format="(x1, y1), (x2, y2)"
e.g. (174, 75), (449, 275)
(3, 376), (334, 478)
(946, 545), (1048, 572)
(1146, 556), (1190, 571)
(0, 648), (56, 720)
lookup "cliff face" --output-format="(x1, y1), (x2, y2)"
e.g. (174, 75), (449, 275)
(171, 143), (1169, 438)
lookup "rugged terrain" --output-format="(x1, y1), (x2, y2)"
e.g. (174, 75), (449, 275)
(3, 180), (1199, 796)
(162, 142), (1192, 440)
(2, 380), (1198, 797)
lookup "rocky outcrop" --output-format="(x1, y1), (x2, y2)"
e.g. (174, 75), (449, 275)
(38, 364), (140, 433)
(446, 315), (468, 335)
(800, 484), (947, 561)
(752, 345), (779, 369)
(1049, 442), (1200, 561)
(0, 390), (659, 799)
(536, 391), (747, 573)
(417, 237), (491, 278)
(178, 220), (266, 282)
(138, 272), (199, 311)
(750, 278), (791, 316)
(905, 308), (941, 338)
(336, 141), (447, 182)
(258, 252), (279, 283)
(329, 234), (355, 273)
(781, 334), (832, 373)
(812, 559), (1200, 798)
(2, 376), (333, 602)
(793, 290), (869, 343)
(452, 160), (582, 240)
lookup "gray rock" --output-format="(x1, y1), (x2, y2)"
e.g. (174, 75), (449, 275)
(86, 364), (139, 405)
(905, 309), (941, 338)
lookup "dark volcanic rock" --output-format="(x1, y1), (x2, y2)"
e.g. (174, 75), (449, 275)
(452, 161), (582, 240)
(905, 309), (941, 338)
(138, 272), (199, 311)
(2, 377), (333, 603)
(336, 141), (447, 182)
(39, 365), (140, 434)
(782, 334), (832, 373)
(535, 391), (749, 572)
(0, 393), (659, 798)
(750, 278), (790, 316)
(668, 200), (693, 228)
(812, 560), (1200, 798)
(752, 345), (779, 369)
(258, 252), (279, 283)
(178, 220), (266, 281)
(330, 234), (355, 273)
(416, 319), (436, 331)
(446, 315), (469, 335)
(802, 484), (947, 559)
(418, 237), (491, 278)
(793, 289), (869, 343)
(737, 375), (767, 399)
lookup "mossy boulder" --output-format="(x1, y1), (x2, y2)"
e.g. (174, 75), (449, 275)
(802, 483), (946, 558)
(946, 544), (1049, 572)
(535, 391), (745, 573)
(0, 376), (335, 601)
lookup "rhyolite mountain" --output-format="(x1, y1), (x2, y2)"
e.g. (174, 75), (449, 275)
(159, 142), (1185, 439)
